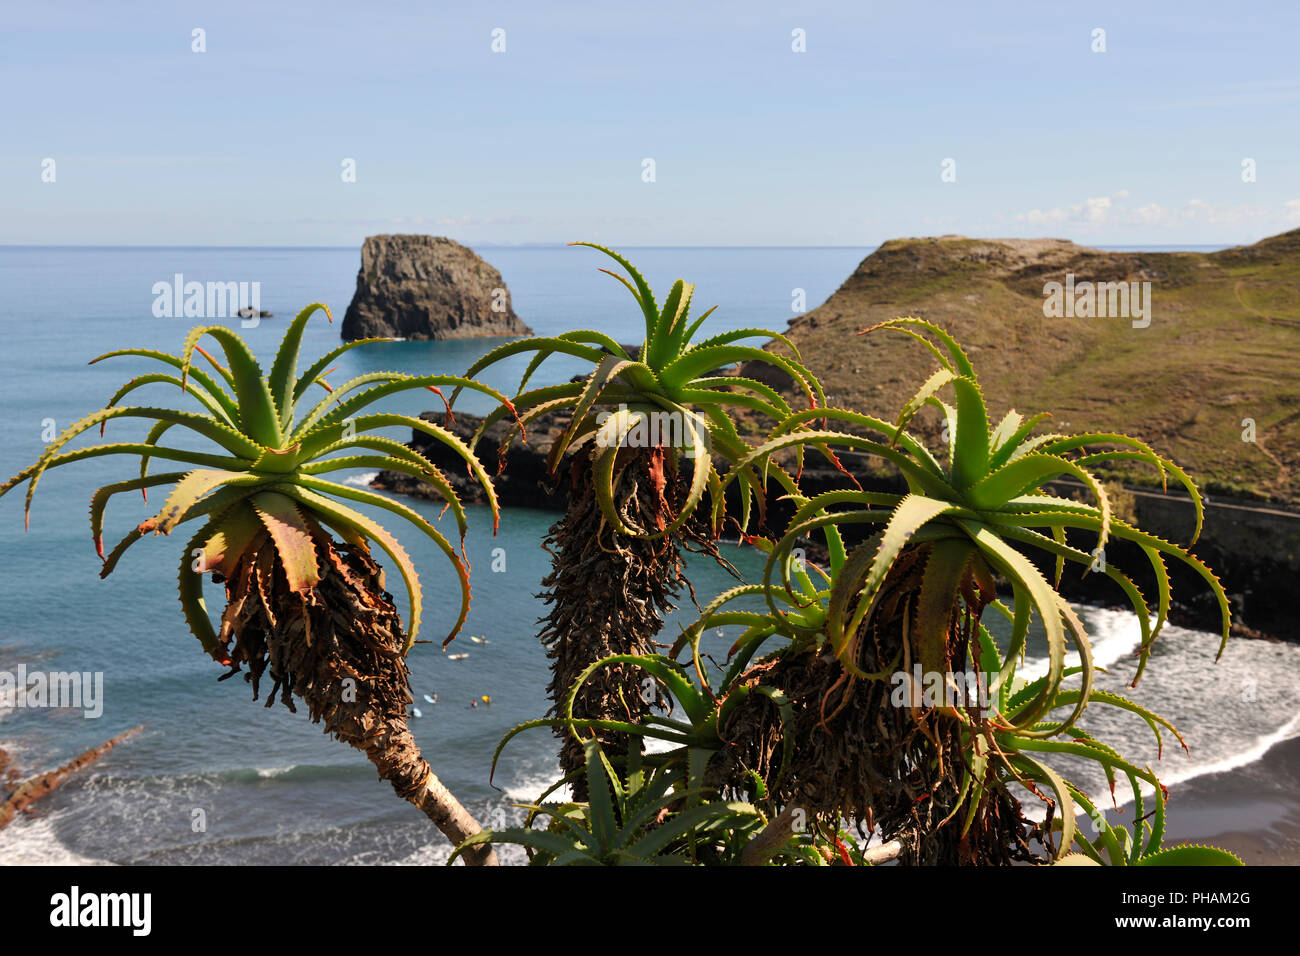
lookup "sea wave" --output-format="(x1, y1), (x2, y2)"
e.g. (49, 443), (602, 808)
(1018, 605), (1144, 680)
(0, 813), (113, 866)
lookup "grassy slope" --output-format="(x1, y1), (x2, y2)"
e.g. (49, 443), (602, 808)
(763, 230), (1300, 504)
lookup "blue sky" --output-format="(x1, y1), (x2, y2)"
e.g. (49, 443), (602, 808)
(2, 1), (1297, 246)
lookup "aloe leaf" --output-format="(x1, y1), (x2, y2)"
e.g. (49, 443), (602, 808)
(565, 654), (708, 727)
(894, 367), (958, 443)
(99, 483), (253, 578)
(448, 827), (582, 866)
(295, 476), (471, 645)
(151, 469), (260, 535)
(914, 538), (973, 675)
(302, 454), (468, 537)
(200, 503), (266, 579)
(250, 490), (321, 592)
(989, 582), (1031, 711)
(1009, 752), (1075, 860)
(297, 374), (514, 442)
(177, 515), (225, 660)
(460, 337), (609, 393)
(691, 375), (794, 417)
(989, 523), (1152, 662)
(986, 412), (1053, 471)
(32, 406), (261, 490)
(867, 317), (976, 378)
(673, 387), (786, 422)
(1060, 783), (1127, 865)
(988, 409), (1023, 454)
(18, 407), (255, 529)
(570, 242), (660, 334)
(625, 802), (756, 859)
(659, 345), (822, 408)
(735, 428), (954, 500)
(774, 406), (950, 481)
(90, 348), (240, 423)
(138, 420), (176, 481)
(688, 327), (802, 362)
(179, 325), (281, 447)
(550, 355), (652, 470)
(268, 302), (331, 427)
(958, 518), (1068, 733)
(2, 443), (244, 513)
(971, 453), (1111, 558)
(89, 473), (185, 557)
(1021, 513), (1230, 658)
(105, 372), (236, 427)
(582, 740), (618, 855)
(841, 495), (959, 657)
(291, 337), (391, 405)
(297, 412), (500, 530)
(1066, 446), (1202, 543)
(276, 484), (428, 650)
(517, 330), (632, 394)
(1134, 844), (1243, 866)
(949, 376), (990, 490)
(648, 279), (689, 368)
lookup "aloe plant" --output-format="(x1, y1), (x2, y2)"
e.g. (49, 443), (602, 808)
(458, 244), (824, 788)
(487, 647), (793, 800)
(666, 318), (1235, 864)
(474, 315), (1238, 866)
(0, 304), (515, 864)
(454, 737), (770, 866)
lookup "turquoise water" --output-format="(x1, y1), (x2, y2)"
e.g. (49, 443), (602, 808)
(1, 245), (1296, 864)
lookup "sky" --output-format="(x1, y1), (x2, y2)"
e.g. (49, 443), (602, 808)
(1, 1), (1298, 247)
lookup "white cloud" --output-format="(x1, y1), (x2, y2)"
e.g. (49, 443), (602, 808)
(1017, 190), (1127, 227)
(1016, 191), (1297, 233)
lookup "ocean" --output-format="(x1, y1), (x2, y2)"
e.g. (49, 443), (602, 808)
(1, 244), (1296, 865)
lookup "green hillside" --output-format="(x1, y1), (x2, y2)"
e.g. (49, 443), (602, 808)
(760, 230), (1300, 505)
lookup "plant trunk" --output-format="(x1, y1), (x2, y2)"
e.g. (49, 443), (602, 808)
(712, 542), (1042, 865)
(538, 445), (689, 798)
(219, 529), (497, 865)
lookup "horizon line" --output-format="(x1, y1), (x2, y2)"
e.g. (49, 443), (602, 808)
(0, 241), (1237, 250)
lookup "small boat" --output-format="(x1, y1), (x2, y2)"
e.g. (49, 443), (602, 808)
(423, 694), (435, 704)
(447, 653), (469, 661)
(469, 636), (489, 645)
(411, 707), (423, 718)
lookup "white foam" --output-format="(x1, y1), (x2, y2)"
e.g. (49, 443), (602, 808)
(1020, 709), (1300, 827)
(255, 765), (296, 778)
(1141, 710), (1300, 794)
(1018, 605), (1143, 681)
(0, 812), (112, 866)
(504, 768), (571, 804)
(343, 472), (380, 488)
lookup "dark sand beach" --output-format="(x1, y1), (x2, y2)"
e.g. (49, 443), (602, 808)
(1160, 735), (1300, 865)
